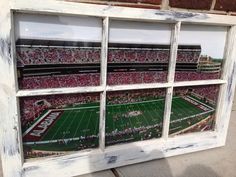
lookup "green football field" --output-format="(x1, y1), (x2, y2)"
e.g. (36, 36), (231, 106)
(24, 96), (215, 151)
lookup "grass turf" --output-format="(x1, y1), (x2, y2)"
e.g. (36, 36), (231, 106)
(24, 96), (215, 151)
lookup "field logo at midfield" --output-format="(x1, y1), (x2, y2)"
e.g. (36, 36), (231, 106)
(23, 111), (63, 142)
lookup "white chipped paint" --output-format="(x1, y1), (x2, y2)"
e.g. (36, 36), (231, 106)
(11, 0), (236, 25)
(0, 1), (236, 177)
(0, 2), (23, 177)
(162, 22), (181, 139)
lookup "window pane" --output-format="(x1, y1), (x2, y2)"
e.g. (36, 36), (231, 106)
(169, 85), (219, 136)
(106, 89), (165, 146)
(15, 13), (102, 89)
(20, 93), (100, 159)
(107, 20), (172, 85)
(175, 25), (227, 81)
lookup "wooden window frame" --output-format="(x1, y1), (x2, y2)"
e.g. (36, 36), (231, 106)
(1, 1), (236, 177)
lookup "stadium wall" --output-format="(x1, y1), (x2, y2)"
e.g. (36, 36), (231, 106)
(66, 0), (236, 15)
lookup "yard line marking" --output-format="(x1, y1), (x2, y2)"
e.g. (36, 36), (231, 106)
(124, 105), (135, 129)
(170, 115), (213, 136)
(84, 111), (93, 137)
(23, 110), (51, 136)
(141, 103), (155, 124)
(170, 110), (214, 124)
(49, 111), (73, 141)
(186, 96), (214, 111)
(62, 110), (78, 139)
(110, 105), (115, 132)
(131, 104), (142, 128)
(89, 109), (97, 136)
(117, 105), (126, 131)
(52, 97), (180, 112)
(147, 101), (162, 122)
(175, 99), (198, 117)
(136, 104), (149, 126)
(73, 111), (85, 138)
(94, 111), (99, 136)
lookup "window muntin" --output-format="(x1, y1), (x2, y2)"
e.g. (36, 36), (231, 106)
(13, 13), (228, 161)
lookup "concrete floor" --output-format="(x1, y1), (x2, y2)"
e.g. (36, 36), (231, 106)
(1, 100), (236, 177)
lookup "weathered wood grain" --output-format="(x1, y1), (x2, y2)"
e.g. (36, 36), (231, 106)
(0, 2), (23, 177)
(0, 1), (236, 177)
(162, 21), (181, 139)
(99, 17), (109, 151)
(11, 0), (236, 25)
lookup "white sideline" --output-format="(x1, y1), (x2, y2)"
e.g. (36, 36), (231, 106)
(186, 95), (214, 111)
(54, 97), (180, 111)
(23, 95), (213, 143)
(23, 110), (52, 136)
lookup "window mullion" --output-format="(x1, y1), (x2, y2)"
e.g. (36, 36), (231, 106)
(214, 25), (236, 139)
(99, 16), (109, 151)
(162, 21), (181, 140)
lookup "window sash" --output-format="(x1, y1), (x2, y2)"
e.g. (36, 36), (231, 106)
(1, 1), (236, 177)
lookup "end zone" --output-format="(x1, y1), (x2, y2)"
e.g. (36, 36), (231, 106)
(23, 110), (63, 142)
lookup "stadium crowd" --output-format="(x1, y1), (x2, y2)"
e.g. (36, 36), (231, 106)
(107, 89), (166, 105)
(17, 47), (201, 65)
(174, 71), (220, 81)
(19, 73), (100, 89)
(19, 71), (220, 89)
(192, 85), (219, 102)
(105, 124), (162, 146)
(176, 50), (200, 63)
(174, 85), (219, 103)
(17, 47), (101, 65)
(108, 49), (169, 63)
(16, 46), (220, 89)
(18, 45), (221, 157)
(20, 93), (100, 129)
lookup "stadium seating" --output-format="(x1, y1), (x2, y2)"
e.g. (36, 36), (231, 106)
(20, 93), (99, 128)
(174, 85), (219, 102)
(176, 50), (200, 63)
(175, 71), (220, 81)
(192, 85), (219, 102)
(17, 47), (101, 65)
(107, 89), (166, 105)
(19, 71), (221, 89)
(17, 47), (201, 65)
(18, 46), (219, 128)
(19, 71), (167, 89)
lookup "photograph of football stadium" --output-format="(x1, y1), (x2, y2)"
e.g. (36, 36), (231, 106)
(175, 25), (227, 81)
(16, 44), (101, 89)
(105, 89), (165, 146)
(20, 93), (100, 158)
(169, 85), (219, 136)
(15, 13), (103, 90)
(15, 15), (227, 160)
(20, 85), (219, 158)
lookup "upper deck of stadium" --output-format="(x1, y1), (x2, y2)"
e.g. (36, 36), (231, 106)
(16, 39), (202, 67)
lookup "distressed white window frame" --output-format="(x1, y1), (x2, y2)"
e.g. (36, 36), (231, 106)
(1, 1), (236, 177)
